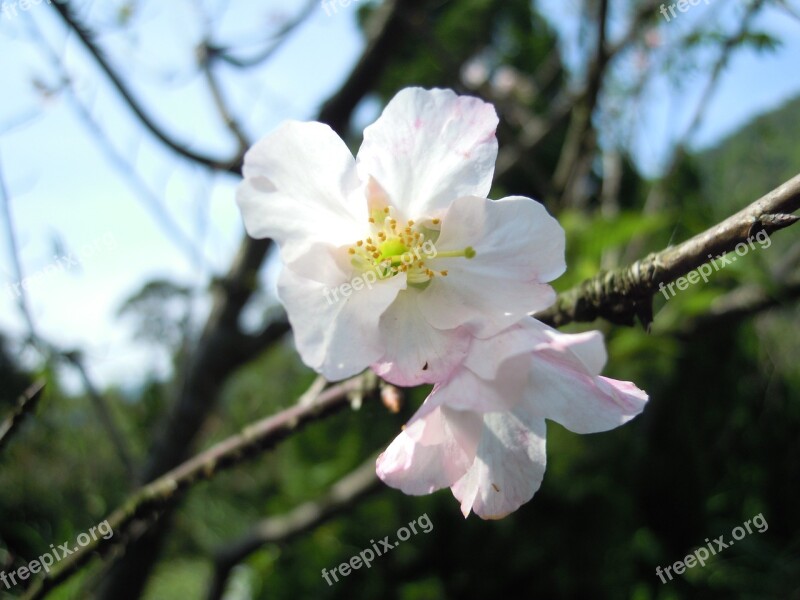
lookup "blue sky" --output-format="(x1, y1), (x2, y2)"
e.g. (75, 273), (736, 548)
(1, 0), (799, 388)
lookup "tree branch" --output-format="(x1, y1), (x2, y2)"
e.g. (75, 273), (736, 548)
(206, 454), (382, 600)
(537, 173), (800, 328)
(49, 1), (244, 173)
(20, 373), (378, 600)
(0, 381), (46, 455)
(676, 275), (800, 337)
(207, 0), (317, 69)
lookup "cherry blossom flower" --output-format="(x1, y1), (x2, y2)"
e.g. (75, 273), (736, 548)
(236, 87), (565, 385)
(376, 319), (648, 519)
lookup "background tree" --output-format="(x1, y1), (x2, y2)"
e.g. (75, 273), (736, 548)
(1, 0), (798, 599)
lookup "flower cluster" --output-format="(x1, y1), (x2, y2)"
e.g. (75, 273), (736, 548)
(236, 87), (648, 519)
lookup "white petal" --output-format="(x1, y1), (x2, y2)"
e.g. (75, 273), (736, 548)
(376, 405), (482, 495)
(356, 88), (498, 218)
(526, 318), (607, 375)
(372, 290), (472, 386)
(419, 196), (565, 337)
(462, 321), (551, 381)
(451, 411), (547, 519)
(237, 121), (366, 263)
(424, 353), (529, 414)
(277, 249), (406, 381)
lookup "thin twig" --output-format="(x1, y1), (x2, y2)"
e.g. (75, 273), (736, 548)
(206, 454), (382, 600)
(48, 1), (243, 173)
(0, 151), (40, 342)
(0, 381), (46, 455)
(62, 351), (137, 479)
(207, 0), (318, 69)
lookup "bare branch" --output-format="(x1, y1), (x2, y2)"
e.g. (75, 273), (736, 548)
(207, 0), (317, 69)
(676, 275), (800, 337)
(550, 0), (609, 207)
(62, 351), (137, 479)
(537, 173), (800, 328)
(0, 381), (46, 455)
(206, 455), (381, 600)
(0, 152), (40, 341)
(20, 373), (378, 600)
(48, 1), (244, 173)
(495, 0), (664, 181)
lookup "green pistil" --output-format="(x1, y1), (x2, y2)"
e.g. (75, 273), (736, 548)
(436, 246), (476, 259)
(379, 238), (408, 261)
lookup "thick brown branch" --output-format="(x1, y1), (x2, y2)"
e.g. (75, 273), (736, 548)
(537, 173), (800, 327)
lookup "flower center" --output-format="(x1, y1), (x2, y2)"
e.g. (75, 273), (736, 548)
(347, 206), (474, 285)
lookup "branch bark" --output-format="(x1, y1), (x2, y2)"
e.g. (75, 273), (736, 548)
(20, 374), (377, 600)
(0, 381), (46, 455)
(537, 173), (800, 327)
(206, 454), (382, 600)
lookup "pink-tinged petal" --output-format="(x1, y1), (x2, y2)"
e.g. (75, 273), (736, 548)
(277, 250), (406, 381)
(451, 412), (547, 520)
(377, 405), (482, 495)
(372, 290), (472, 386)
(356, 88), (498, 218)
(424, 353), (530, 414)
(525, 347), (648, 434)
(526, 318), (607, 375)
(237, 121), (366, 263)
(461, 321), (551, 381)
(419, 196), (565, 338)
